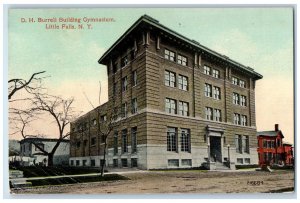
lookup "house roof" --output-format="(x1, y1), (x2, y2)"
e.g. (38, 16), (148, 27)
(256, 130), (284, 138)
(20, 137), (70, 144)
(98, 14), (263, 80)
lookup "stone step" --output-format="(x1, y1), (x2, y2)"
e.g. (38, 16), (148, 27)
(10, 180), (32, 188)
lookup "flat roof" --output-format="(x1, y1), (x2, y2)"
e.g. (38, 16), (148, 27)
(98, 14), (263, 80)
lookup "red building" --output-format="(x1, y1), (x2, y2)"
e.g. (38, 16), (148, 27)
(257, 124), (294, 167)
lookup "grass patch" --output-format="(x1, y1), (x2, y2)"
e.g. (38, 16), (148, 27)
(16, 166), (107, 178)
(236, 164), (259, 170)
(150, 167), (208, 172)
(27, 174), (129, 187)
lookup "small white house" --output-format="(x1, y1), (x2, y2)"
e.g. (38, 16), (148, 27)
(20, 137), (70, 166)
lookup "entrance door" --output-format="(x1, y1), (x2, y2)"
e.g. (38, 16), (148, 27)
(210, 136), (222, 162)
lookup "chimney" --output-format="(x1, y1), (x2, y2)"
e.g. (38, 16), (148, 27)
(275, 124), (279, 131)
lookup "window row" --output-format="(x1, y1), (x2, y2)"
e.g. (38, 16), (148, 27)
(205, 83), (221, 100)
(167, 127), (191, 153)
(233, 113), (248, 126)
(120, 98), (138, 118)
(111, 50), (136, 74)
(70, 158), (138, 168)
(233, 93), (247, 106)
(113, 127), (138, 155)
(165, 49), (188, 66)
(204, 65), (220, 79)
(235, 135), (250, 154)
(116, 70), (138, 95)
(262, 139), (282, 148)
(165, 70), (188, 91)
(168, 159), (192, 167)
(232, 76), (246, 88)
(165, 98), (189, 116)
(205, 107), (222, 122)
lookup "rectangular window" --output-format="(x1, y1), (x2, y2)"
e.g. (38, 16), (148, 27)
(181, 159), (192, 166)
(243, 135), (250, 153)
(233, 92), (240, 105)
(82, 160), (87, 166)
(167, 127), (177, 152)
(168, 159), (179, 167)
(205, 83), (212, 97)
(91, 159), (95, 167)
(132, 70), (137, 87)
(113, 62), (118, 73)
(212, 69), (220, 78)
(235, 135), (242, 153)
(113, 131), (118, 155)
(178, 75), (188, 91)
(181, 128), (190, 152)
(70, 160), (74, 166)
(165, 98), (177, 114)
(76, 160), (80, 166)
(214, 109), (221, 122)
(234, 113), (240, 125)
(237, 158), (243, 164)
(241, 115), (247, 126)
(205, 107), (213, 120)
(113, 159), (118, 167)
(204, 65), (211, 75)
(76, 141), (81, 148)
(122, 129), (128, 153)
(100, 115), (107, 122)
(164, 49), (175, 61)
(113, 82), (117, 96)
(178, 101), (189, 116)
(240, 95), (247, 106)
(165, 70), (176, 87)
(240, 80), (245, 88)
(91, 137), (96, 146)
(121, 55), (128, 67)
(263, 140), (267, 148)
(121, 159), (128, 167)
(131, 158), (138, 167)
(121, 102), (127, 118)
(131, 98), (138, 114)
(244, 158), (250, 164)
(213, 86), (221, 100)
(232, 77), (238, 85)
(131, 127), (137, 153)
(177, 54), (187, 66)
(122, 76), (127, 92)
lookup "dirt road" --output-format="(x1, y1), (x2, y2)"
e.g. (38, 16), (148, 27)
(11, 170), (294, 194)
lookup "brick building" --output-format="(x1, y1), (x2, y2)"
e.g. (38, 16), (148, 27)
(257, 124), (294, 167)
(69, 15), (263, 170)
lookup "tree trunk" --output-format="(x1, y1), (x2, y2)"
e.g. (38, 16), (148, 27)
(100, 141), (107, 177)
(48, 153), (54, 167)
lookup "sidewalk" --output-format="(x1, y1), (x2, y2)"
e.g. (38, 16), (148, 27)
(10, 169), (148, 182)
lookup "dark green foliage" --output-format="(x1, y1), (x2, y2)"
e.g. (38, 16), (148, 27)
(235, 164), (259, 169)
(29, 174), (129, 186)
(16, 166), (108, 178)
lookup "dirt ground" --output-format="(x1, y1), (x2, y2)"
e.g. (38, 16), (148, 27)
(10, 170), (294, 194)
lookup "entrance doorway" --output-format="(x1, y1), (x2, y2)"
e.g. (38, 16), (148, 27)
(210, 136), (222, 162)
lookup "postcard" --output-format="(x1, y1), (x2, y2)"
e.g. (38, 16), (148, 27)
(6, 6), (294, 196)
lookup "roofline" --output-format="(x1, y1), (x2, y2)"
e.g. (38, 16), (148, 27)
(71, 101), (109, 124)
(20, 138), (70, 143)
(98, 14), (263, 79)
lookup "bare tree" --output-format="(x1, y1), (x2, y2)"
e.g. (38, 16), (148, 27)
(8, 71), (46, 101)
(12, 93), (77, 166)
(97, 102), (118, 177)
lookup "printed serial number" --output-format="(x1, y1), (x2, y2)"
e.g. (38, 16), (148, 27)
(247, 181), (264, 186)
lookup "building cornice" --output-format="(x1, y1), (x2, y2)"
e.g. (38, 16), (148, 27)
(98, 15), (262, 80)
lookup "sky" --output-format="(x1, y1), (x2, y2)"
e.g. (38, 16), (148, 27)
(8, 7), (294, 144)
